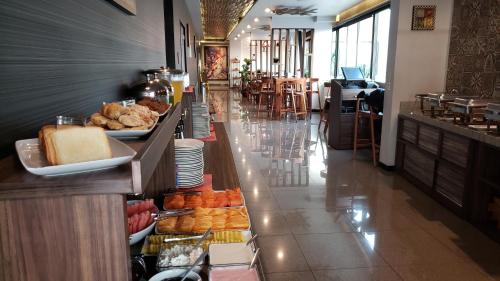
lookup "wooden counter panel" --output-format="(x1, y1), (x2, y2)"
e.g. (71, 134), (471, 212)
(144, 134), (176, 198)
(0, 155), (133, 200)
(0, 194), (129, 281)
(204, 123), (240, 190)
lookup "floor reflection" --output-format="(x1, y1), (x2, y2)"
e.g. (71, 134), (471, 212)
(221, 90), (500, 281)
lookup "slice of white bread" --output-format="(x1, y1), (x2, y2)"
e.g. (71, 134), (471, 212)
(44, 126), (112, 165)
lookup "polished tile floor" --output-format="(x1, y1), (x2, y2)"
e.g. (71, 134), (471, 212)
(219, 94), (500, 281)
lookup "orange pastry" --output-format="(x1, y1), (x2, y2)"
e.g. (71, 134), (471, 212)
(164, 194), (185, 209)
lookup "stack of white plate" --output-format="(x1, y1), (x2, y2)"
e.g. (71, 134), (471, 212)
(192, 103), (210, 138)
(175, 139), (204, 188)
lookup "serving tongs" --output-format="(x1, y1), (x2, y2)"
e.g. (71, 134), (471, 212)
(163, 227), (212, 244)
(156, 209), (194, 220)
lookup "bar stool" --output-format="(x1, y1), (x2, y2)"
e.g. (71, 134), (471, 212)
(280, 81), (306, 121)
(292, 82), (308, 121)
(353, 97), (382, 166)
(318, 82), (330, 133)
(258, 77), (275, 118)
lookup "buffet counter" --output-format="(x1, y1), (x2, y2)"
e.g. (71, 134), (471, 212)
(0, 94), (189, 280)
(397, 111), (500, 243)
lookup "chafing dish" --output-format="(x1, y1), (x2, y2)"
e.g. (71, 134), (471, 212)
(448, 98), (500, 125)
(485, 103), (500, 134)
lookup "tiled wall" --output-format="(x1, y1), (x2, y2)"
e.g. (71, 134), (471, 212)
(446, 0), (499, 97)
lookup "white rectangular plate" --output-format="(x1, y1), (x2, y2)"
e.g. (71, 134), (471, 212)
(15, 137), (136, 176)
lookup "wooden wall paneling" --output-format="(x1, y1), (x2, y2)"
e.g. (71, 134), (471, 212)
(143, 135), (176, 198)
(418, 124), (440, 155)
(0, 0), (166, 158)
(0, 194), (129, 280)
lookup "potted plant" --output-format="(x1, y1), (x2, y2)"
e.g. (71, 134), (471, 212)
(240, 58), (252, 95)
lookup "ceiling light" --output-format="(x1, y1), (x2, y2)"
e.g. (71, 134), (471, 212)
(237, 34), (241, 37)
(254, 17), (259, 22)
(264, 8), (271, 13)
(241, 30), (245, 34)
(247, 25), (251, 29)
(234, 37), (238, 40)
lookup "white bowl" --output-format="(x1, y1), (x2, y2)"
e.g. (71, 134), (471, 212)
(129, 220), (156, 245)
(149, 269), (201, 281)
(128, 200), (158, 245)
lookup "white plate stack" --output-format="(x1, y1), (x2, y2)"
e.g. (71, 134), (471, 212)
(175, 138), (205, 188)
(192, 103), (210, 138)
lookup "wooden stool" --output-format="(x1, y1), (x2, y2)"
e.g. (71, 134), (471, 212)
(353, 97), (382, 166)
(258, 77), (275, 118)
(306, 78), (320, 119)
(279, 82), (306, 121)
(318, 98), (330, 134)
(318, 82), (331, 133)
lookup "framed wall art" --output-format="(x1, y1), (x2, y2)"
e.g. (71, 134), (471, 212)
(412, 5), (436, 30)
(203, 45), (229, 80)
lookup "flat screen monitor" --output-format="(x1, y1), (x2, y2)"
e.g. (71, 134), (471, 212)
(341, 67), (365, 81)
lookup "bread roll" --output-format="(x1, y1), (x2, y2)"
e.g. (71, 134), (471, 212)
(101, 103), (127, 120)
(43, 126), (112, 165)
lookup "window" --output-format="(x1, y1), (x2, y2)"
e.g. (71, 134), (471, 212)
(332, 7), (391, 82)
(372, 9), (391, 82)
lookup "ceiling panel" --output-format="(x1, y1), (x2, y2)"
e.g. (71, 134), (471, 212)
(200, 0), (256, 40)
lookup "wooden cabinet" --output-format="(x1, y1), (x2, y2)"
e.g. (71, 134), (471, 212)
(397, 115), (500, 243)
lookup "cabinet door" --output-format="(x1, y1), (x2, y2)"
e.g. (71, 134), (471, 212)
(441, 132), (470, 168)
(435, 161), (466, 207)
(418, 124), (440, 155)
(400, 119), (417, 144)
(403, 145), (435, 189)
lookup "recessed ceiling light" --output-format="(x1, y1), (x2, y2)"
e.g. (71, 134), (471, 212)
(264, 8), (271, 13)
(234, 37), (237, 40)
(247, 24), (251, 29)
(237, 34), (241, 37)
(254, 17), (259, 22)
(241, 30), (245, 34)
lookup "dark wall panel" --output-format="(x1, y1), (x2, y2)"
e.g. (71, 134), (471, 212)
(0, 0), (166, 157)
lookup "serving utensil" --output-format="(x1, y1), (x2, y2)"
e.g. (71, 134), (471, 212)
(163, 234), (204, 243)
(180, 251), (208, 281)
(248, 248), (261, 269)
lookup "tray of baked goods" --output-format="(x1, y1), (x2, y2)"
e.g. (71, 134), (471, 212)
(88, 102), (160, 139)
(141, 230), (253, 256)
(16, 124), (136, 176)
(163, 188), (245, 210)
(155, 207), (251, 235)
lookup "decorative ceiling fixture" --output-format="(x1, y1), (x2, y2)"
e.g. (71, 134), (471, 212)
(200, 0), (256, 41)
(270, 5), (317, 16)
